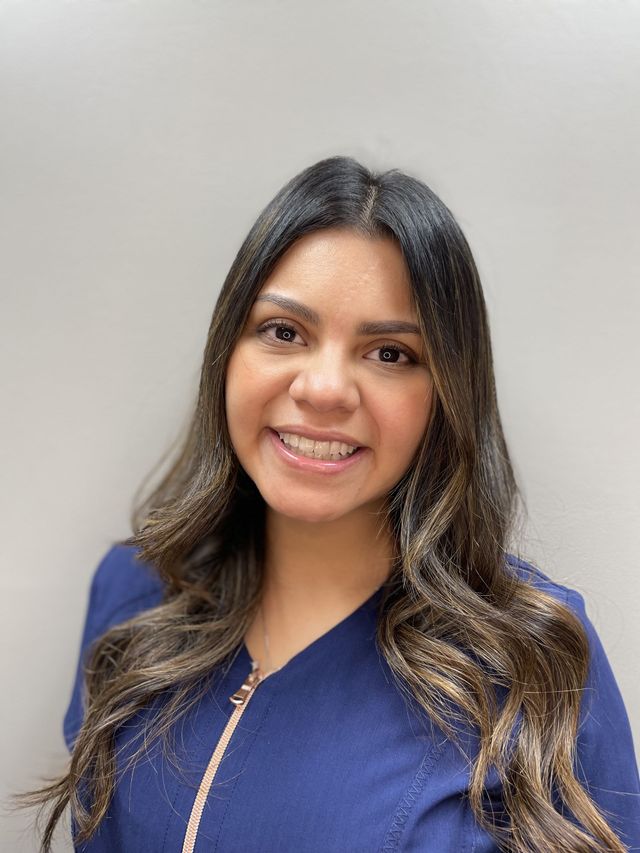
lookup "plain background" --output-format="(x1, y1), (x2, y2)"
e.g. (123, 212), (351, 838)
(1, 1), (638, 850)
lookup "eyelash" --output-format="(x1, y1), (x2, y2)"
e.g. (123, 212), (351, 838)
(256, 319), (418, 366)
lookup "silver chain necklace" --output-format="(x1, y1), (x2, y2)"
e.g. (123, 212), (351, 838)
(259, 602), (277, 675)
(258, 584), (383, 676)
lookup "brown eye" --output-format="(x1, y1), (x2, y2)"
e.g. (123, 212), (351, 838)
(257, 320), (301, 344)
(366, 343), (416, 366)
(379, 346), (403, 364)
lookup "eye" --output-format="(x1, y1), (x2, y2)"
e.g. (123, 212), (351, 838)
(256, 319), (301, 344)
(256, 320), (418, 367)
(365, 343), (417, 366)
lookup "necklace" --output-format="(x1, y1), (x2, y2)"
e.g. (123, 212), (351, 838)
(259, 602), (277, 675)
(258, 583), (384, 676)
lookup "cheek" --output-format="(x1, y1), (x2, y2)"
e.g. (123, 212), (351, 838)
(224, 352), (254, 442)
(225, 348), (282, 436)
(377, 384), (433, 460)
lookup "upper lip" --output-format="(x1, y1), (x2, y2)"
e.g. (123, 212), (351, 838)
(271, 425), (365, 447)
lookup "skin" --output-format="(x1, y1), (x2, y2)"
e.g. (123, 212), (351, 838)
(224, 227), (435, 671)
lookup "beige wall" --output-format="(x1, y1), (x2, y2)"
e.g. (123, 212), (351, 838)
(2, 2), (638, 849)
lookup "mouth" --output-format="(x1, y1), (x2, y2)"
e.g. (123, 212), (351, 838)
(266, 428), (368, 473)
(274, 429), (361, 461)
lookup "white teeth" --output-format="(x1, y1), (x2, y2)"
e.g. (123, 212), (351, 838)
(277, 431), (358, 460)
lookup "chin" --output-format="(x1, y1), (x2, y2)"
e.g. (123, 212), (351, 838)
(263, 494), (354, 525)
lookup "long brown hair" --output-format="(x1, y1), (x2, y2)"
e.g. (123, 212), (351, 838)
(16, 156), (627, 851)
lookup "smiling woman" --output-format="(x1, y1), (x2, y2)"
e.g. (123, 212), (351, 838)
(17, 156), (640, 852)
(225, 229), (434, 529)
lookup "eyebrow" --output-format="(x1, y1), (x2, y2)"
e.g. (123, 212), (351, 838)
(254, 293), (422, 337)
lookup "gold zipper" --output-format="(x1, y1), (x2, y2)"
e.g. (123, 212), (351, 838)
(181, 659), (274, 853)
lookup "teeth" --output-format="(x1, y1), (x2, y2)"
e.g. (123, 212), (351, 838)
(277, 431), (358, 460)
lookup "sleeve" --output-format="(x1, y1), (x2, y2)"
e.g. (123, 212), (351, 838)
(62, 544), (165, 752)
(62, 550), (112, 752)
(564, 587), (640, 850)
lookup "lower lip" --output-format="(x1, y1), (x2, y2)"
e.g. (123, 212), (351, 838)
(266, 428), (368, 475)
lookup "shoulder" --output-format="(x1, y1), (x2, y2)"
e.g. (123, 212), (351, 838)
(84, 543), (166, 636)
(63, 543), (165, 751)
(503, 554), (629, 696)
(504, 551), (622, 721)
(505, 552), (640, 842)
(504, 551), (602, 635)
(504, 551), (578, 604)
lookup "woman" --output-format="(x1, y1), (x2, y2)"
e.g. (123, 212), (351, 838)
(20, 156), (639, 851)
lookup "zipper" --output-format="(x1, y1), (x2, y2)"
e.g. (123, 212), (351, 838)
(181, 659), (275, 853)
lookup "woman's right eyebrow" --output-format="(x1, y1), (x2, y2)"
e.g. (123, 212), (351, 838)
(254, 293), (422, 337)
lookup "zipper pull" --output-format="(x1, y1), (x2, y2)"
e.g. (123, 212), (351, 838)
(229, 660), (264, 706)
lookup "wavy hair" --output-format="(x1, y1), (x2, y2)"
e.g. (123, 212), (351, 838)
(17, 156), (627, 852)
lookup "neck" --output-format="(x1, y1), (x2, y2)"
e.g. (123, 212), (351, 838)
(261, 503), (395, 606)
(245, 503), (394, 672)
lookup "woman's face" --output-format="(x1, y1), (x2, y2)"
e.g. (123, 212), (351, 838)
(224, 227), (434, 524)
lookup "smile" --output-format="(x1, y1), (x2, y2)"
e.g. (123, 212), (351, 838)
(277, 431), (358, 461)
(266, 428), (367, 474)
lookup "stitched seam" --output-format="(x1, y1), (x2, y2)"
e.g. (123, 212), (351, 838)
(380, 738), (448, 851)
(160, 773), (183, 852)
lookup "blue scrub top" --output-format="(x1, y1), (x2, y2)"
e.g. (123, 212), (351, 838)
(63, 545), (640, 852)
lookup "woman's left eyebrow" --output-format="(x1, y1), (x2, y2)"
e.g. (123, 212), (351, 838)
(254, 293), (422, 337)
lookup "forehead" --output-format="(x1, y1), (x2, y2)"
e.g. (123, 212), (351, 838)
(257, 228), (416, 316)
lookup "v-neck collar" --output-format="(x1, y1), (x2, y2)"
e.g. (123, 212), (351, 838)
(238, 584), (385, 680)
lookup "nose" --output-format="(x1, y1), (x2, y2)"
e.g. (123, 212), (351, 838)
(287, 346), (361, 413)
